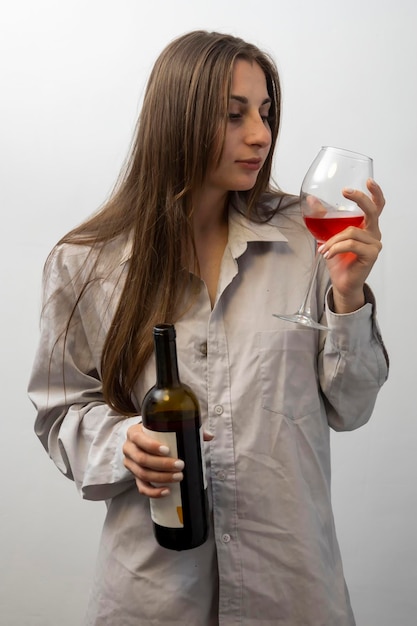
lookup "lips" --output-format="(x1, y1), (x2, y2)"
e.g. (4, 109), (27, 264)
(236, 158), (263, 170)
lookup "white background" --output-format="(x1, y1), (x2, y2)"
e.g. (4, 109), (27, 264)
(1, 1), (415, 624)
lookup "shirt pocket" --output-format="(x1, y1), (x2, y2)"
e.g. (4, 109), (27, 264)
(257, 329), (321, 421)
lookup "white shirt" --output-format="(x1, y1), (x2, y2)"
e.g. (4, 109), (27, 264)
(28, 195), (388, 625)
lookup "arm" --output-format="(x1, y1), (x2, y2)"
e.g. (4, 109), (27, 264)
(29, 245), (188, 501)
(318, 179), (389, 430)
(28, 245), (139, 500)
(319, 285), (388, 431)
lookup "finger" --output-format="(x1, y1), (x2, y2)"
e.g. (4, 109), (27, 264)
(134, 476), (171, 499)
(320, 224), (380, 247)
(306, 194), (327, 216)
(203, 430), (214, 442)
(342, 180), (384, 238)
(127, 423), (172, 457)
(366, 178), (385, 216)
(321, 233), (382, 261)
(341, 187), (376, 220)
(126, 456), (183, 499)
(123, 452), (184, 502)
(124, 453), (184, 484)
(123, 438), (184, 473)
(342, 178), (384, 213)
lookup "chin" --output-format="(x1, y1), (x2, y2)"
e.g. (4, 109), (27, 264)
(235, 182), (257, 192)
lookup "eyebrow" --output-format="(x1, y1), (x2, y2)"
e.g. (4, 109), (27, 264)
(230, 95), (272, 105)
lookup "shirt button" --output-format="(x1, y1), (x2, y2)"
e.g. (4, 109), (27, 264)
(214, 405), (223, 415)
(222, 533), (231, 543)
(199, 342), (207, 356)
(217, 471), (226, 481)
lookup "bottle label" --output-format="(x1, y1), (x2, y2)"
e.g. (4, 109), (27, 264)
(142, 428), (184, 528)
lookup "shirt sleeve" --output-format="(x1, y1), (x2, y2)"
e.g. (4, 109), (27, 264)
(28, 246), (139, 501)
(318, 284), (389, 431)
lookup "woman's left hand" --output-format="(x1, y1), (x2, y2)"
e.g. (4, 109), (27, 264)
(318, 178), (385, 313)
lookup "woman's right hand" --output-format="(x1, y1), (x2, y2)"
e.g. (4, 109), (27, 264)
(123, 423), (185, 498)
(123, 424), (214, 498)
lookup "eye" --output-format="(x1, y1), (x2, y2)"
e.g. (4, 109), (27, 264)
(261, 114), (273, 125)
(228, 113), (242, 121)
(260, 106), (273, 124)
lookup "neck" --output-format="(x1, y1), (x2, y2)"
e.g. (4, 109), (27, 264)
(192, 189), (229, 235)
(188, 189), (229, 307)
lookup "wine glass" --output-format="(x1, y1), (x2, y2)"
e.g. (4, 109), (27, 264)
(273, 146), (373, 330)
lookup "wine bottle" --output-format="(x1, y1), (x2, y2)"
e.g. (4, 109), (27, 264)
(142, 323), (209, 551)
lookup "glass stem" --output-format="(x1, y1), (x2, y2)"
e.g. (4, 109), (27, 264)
(297, 249), (321, 318)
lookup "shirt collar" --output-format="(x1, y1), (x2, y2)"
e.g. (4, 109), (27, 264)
(227, 192), (289, 259)
(118, 193), (289, 265)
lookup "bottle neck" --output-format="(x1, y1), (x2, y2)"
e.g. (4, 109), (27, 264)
(154, 327), (180, 388)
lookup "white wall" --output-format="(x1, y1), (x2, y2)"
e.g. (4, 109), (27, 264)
(1, 1), (415, 624)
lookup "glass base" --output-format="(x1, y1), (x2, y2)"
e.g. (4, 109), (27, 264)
(272, 313), (329, 331)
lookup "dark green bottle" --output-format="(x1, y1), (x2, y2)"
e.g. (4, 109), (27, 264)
(142, 324), (209, 550)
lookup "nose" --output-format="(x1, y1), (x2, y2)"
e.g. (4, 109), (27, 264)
(245, 114), (271, 148)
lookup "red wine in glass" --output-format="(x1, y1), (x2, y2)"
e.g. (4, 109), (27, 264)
(304, 214), (364, 243)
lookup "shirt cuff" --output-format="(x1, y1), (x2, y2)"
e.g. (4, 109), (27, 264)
(325, 284), (375, 351)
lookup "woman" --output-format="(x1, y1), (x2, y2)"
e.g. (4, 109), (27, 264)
(28, 30), (388, 625)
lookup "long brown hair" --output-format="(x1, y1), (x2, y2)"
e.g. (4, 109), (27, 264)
(56, 30), (287, 415)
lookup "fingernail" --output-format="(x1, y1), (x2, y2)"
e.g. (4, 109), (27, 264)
(159, 445), (170, 455)
(343, 187), (354, 194)
(173, 459), (185, 470)
(172, 472), (183, 482)
(160, 489), (170, 497)
(317, 244), (325, 253)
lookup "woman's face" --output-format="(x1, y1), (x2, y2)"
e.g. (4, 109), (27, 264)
(203, 59), (272, 199)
